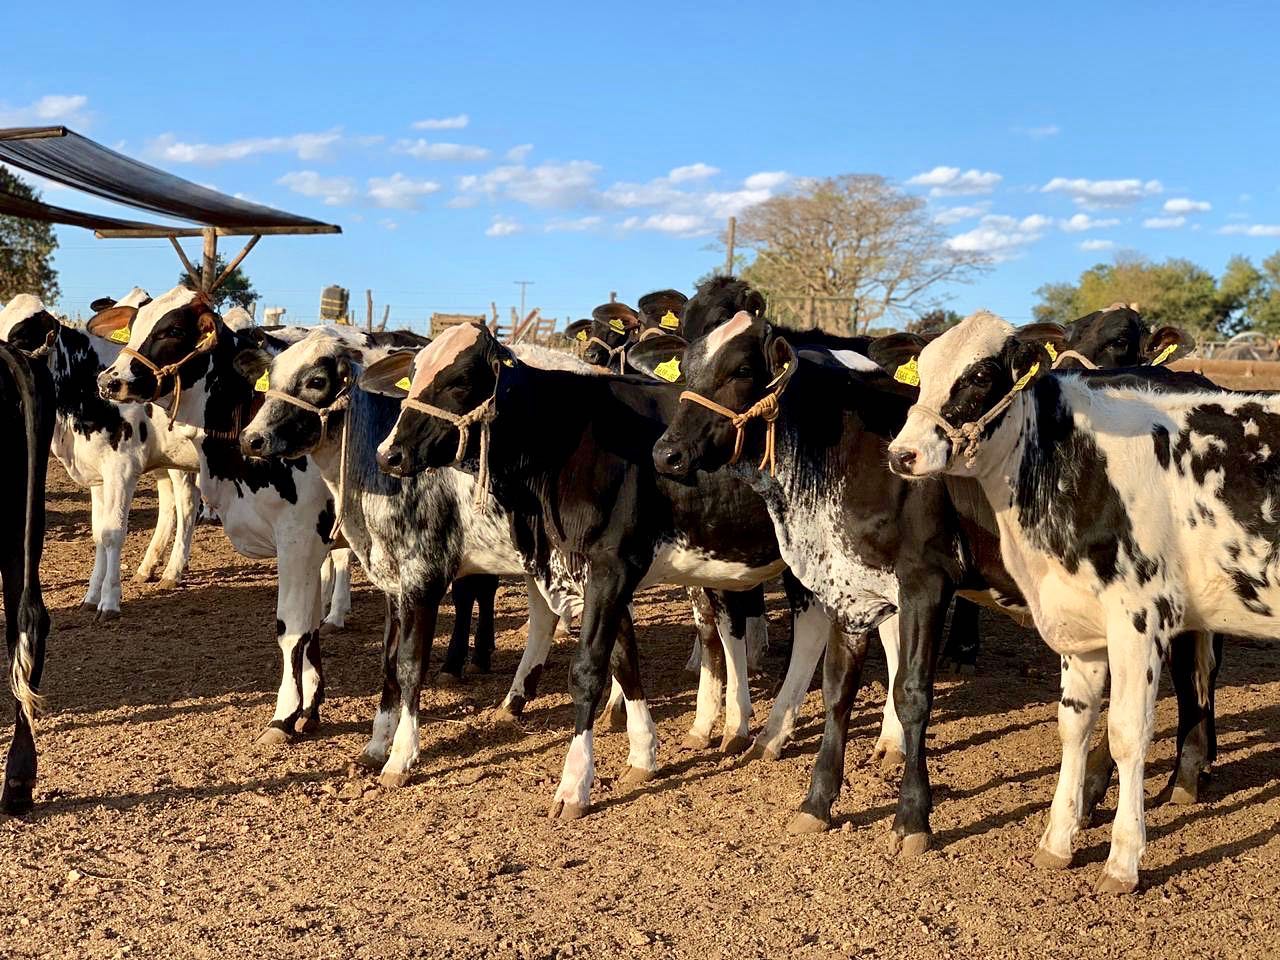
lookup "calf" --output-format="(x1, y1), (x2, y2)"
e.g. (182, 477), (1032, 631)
(0, 292), (200, 617)
(239, 329), (600, 783)
(0, 342), (53, 813)
(94, 288), (351, 742)
(374, 323), (810, 817)
(886, 309), (1256, 893)
(564, 300), (640, 372)
(647, 313), (1219, 860)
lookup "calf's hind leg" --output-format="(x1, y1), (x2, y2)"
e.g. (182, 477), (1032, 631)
(134, 472), (175, 584)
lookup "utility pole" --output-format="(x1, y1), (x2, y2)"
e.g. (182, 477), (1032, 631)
(514, 280), (534, 319)
(724, 216), (736, 276)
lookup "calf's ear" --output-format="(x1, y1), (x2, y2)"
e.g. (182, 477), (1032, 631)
(232, 347), (272, 384)
(563, 319), (593, 344)
(868, 333), (928, 380)
(1145, 326), (1196, 365)
(767, 333), (796, 381)
(627, 334), (688, 383)
(738, 286), (767, 320)
(87, 305), (138, 343)
(360, 349), (418, 397)
(1013, 322), (1068, 368)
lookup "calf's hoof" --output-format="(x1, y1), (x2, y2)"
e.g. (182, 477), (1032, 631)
(719, 734), (751, 755)
(378, 770), (411, 789)
(294, 714), (320, 736)
(1095, 870), (1138, 895)
(95, 608), (121, 623)
(435, 671), (463, 688)
(786, 812), (830, 835)
(887, 831), (931, 859)
(1169, 783), (1198, 806)
(80, 602), (97, 612)
(1031, 846), (1072, 870)
(256, 726), (291, 747)
(1, 779), (35, 816)
(681, 732), (712, 751)
(872, 744), (905, 777)
(548, 799), (588, 821)
(349, 753), (383, 775)
(133, 571), (154, 585)
(490, 703), (522, 725)
(157, 578), (180, 591)
(618, 766), (656, 787)
(745, 738), (782, 763)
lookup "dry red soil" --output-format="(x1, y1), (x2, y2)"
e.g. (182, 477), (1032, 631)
(2, 467), (1280, 959)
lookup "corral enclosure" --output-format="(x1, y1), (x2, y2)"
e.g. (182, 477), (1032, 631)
(2, 449), (1280, 959)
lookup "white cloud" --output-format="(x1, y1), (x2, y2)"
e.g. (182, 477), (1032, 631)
(367, 173), (441, 209)
(1060, 213), (1121, 233)
(1163, 197), (1211, 214)
(1041, 176), (1163, 208)
(1219, 223), (1280, 237)
(622, 213), (711, 237)
(947, 214), (1048, 260)
(907, 166), (1002, 196)
(380, 219), (398, 231)
(545, 216), (603, 232)
(1080, 239), (1114, 251)
(150, 129), (342, 164)
(277, 170), (357, 206)
(703, 188), (773, 219)
(412, 114), (469, 130)
(0, 94), (90, 126)
(393, 138), (489, 162)
(485, 216), (522, 237)
(744, 170), (790, 191)
(458, 159), (601, 208)
(1026, 124), (1060, 139)
(602, 178), (684, 208)
(668, 163), (720, 183)
(506, 144), (534, 162)
(1143, 215), (1186, 229)
(933, 204), (989, 225)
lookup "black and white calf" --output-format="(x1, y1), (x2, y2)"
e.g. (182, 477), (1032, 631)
(94, 288), (352, 742)
(375, 322), (803, 817)
(0, 341), (53, 813)
(239, 328), (593, 784)
(886, 309), (1256, 893)
(647, 312), (1220, 860)
(0, 292), (200, 618)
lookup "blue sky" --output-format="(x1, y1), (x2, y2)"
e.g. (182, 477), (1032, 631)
(4, 1), (1279, 329)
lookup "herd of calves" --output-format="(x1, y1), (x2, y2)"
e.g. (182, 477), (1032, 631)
(2, 274), (1275, 896)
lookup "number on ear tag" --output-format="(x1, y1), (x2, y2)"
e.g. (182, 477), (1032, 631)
(254, 372), (269, 392)
(609, 318), (626, 335)
(395, 377), (412, 391)
(109, 327), (131, 344)
(659, 311), (680, 330)
(654, 357), (681, 382)
(894, 357), (920, 386)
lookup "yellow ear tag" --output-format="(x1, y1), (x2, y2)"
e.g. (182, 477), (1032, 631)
(1044, 342), (1058, 362)
(501, 358), (515, 367)
(609, 318), (626, 335)
(659, 311), (680, 330)
(109, 327), (130, 344)
(254, 372), (270, 392)
(653, 357), (681, 382)
(1151, 343), (1177, 366)
(1012, 362), (1041, 392)
(894, 356), (920, 386)
(395, 376), (412, 391)
(576, 330), (587, 342)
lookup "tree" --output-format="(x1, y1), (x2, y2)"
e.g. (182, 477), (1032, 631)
(728, 174), (991, 335)
(1032, 254), (1225, 338)
(908, 308), (964, 335)
(1217, 253), (1280, 336)
(0, 167), (60, 304)
(177, 254), (257, 311)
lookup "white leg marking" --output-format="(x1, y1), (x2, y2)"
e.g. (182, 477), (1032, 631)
(1038, 648), (1107, 864)
(624, 698), (658, 773)
(553, 731), (595, 810)
(716, 608), (752, 743)
(873, 616), (906, 761)
(501, 579), (559, 712)
(136, 472), (175, 581)
(754, 603), (830, 757)
(159, 470), (197, 584)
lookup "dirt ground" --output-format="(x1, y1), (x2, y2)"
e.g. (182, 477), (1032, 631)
(2, 467), (1280, 959)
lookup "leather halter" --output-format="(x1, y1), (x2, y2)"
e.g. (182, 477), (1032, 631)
(400, 362), (502, 508)
(677, 363), (793, 476)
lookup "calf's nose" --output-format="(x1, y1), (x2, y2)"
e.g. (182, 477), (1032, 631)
(100, 376), (125, 400)
(241, 431), (268, 458)
(653, 440), (687, 476)
(377, 446), (405, 475)
(888, 448), (917, 475)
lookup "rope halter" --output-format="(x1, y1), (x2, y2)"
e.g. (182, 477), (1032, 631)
(260, 379), (353, 541)
(909, 342), (1089, 469)
(400, 361), (502, 508)
(637, 326), (669, 342)
(677, 363), (793, 476)
(118, 296), (219, 425)
(586, 335), (628, 373)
